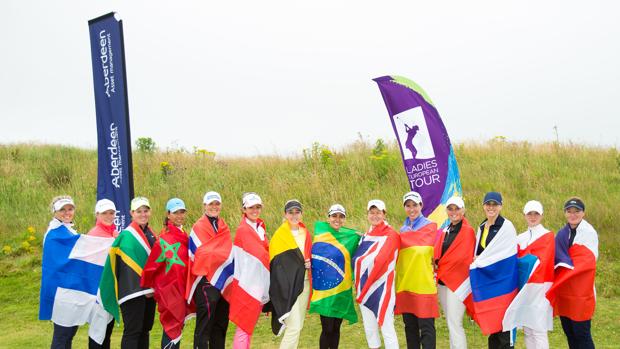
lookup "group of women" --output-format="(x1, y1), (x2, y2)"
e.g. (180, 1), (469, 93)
(40, 190), (598, 349)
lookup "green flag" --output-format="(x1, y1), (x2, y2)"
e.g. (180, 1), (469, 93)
(309, 221), (361, 323)
(99, 224), (153, 322)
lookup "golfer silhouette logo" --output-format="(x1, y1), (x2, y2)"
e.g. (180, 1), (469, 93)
(393, 107), (435, 160)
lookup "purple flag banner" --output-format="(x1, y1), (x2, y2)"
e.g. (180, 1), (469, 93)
(88, 13), (134, 231)
(374, 76), (462, 226)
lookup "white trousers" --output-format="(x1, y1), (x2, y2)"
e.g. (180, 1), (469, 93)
(438, 284), (467, 349)
(360, 304), (399, 349)
(279, 279), (311, 349)
(523, 326), (549, 349)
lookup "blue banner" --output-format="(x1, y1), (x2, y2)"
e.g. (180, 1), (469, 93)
(88, 13), (133, 231)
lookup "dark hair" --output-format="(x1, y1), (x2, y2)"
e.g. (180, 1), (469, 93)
(163, 213), (170, 229)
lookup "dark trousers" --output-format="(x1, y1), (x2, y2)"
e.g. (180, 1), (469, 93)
(88, 320), (115, 349)
(488, 331), (513, 349)
(403, 313), (436, 349)
(120, 295), (157, 349)
(319, 315), (343, 349)
(193, 278), (230, 349)
(162, 331), (181, 349)
(560, 316), (595, 349)
(50, 323), (78, 349)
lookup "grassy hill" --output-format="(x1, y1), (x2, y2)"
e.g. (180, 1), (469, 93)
(1, 140), (618, 348)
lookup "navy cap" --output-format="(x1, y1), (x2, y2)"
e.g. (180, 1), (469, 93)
(564, 197), (585, 211)
(483, 192), (503, 205)
(284, 199), (302, 213)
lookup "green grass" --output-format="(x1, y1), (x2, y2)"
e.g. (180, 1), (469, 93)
(1, 140), (619, 348)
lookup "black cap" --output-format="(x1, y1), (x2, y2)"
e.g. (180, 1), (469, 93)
(284, 199), (302, 213)
(564, 197), (585, 211)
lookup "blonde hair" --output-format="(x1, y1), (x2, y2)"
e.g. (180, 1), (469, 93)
(50, 195), (73, 213)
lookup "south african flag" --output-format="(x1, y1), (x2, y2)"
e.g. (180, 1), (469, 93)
(309, 221), (361, 323)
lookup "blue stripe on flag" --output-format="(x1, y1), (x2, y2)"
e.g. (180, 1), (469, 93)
(364, 282), (385, 316)
(213, 262), (234, 290)
(470, 254), (518, 302)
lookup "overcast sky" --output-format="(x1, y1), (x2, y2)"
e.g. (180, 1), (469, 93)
(2, 1), (619, 156)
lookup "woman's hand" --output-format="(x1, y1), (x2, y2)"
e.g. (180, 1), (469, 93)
(304, 259), (311, 269)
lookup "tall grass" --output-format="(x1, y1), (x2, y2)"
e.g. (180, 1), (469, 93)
(0, 140), (619, 347)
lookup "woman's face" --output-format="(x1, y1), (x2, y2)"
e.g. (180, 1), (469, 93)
(367, 207), (385, 227)
(97, 210), (116, 226)
(483, 202), (502, 220)
(285, 208), (302, 227)
(446, 204), (464, 224)
(328, 213), (346, 231)
(204, 201), (222, 218)
(525, 212), (543, 227)
(404, 200), (422, 220)
(130, 206), (151, 226)
(244, 204), (262, 222)
(54, 204), (75, 224)
(168, 209), (187, 227)
(565, 208), (584, 227)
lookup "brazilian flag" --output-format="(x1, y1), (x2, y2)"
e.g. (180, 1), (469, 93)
(309, 221), (361, 323)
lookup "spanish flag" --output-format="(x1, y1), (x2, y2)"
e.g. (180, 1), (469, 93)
(269, 221), (312, 335)
(309, 221), (361, 323)
(395, 215), (439, 318)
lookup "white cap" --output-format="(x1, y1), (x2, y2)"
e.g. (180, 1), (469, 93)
(130, 197), (150, 211)
(328, 204), (346, 217)
(95, 199), (117, 214)
(367, 199), (386, 212)
(402, 191), (423, 205)
(523, 200), (543, 215)
(242, 193), (262, 208)
(445, 196), (465, 209)
(53, 198), (75, 212)
(203, 191), (222, 205)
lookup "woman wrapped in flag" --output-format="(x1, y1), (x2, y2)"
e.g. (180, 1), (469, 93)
(87, 199), (120, 349)
(269, 199), (313, 349)
(471, 192), (518, 349)
(395, 191), (439, 349)
(352, 199), (400, 349)
(434, 196), (476, 349)
(40, 196), (115, 349)
(141, 198), (193, 349)
(226, 192), (270, 349)
(309, 204), (361, 349)
(100, 196), (157, 349)
(546, 197), (598, 349)
(187, 191), (231, 349)
(502, 200), (554, 349)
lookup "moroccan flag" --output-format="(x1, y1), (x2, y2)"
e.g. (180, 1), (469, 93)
(395, 216), (439, 318)
(140, 223), (192, 343)
(269, 221), (312, 335)
(100, 221), (154, 322)
(374, 76), (462, 227)
(546, 220), (598, 321)
(309, 221), (361, 324)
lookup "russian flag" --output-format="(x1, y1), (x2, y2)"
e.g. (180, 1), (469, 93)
(469, 219), (518, 335)
(39, 220), (114, 344)
(546, 220), (598, 321)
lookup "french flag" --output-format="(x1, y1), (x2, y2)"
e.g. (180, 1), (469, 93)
(469, 220), (519, 335)
(503, 227), (555, 332)
(39, 220), (114, 344)
(546, 220), (598, 321)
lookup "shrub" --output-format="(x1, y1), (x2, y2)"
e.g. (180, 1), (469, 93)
(43, 164), (72, 188)
(135, 137), (156, 153)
